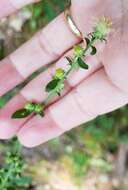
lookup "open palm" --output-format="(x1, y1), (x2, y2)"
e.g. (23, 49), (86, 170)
(0, 0), (127, 147)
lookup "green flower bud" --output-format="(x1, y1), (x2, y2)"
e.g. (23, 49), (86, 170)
(93, 17), (112, 40)
(25, 102), (35, 112)
(55, 68), (65, 79)
(34, 103), (44, 114)
(74, 45), (84, 57)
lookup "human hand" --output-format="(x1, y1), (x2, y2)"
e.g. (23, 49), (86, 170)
(0, 0), (127, 147)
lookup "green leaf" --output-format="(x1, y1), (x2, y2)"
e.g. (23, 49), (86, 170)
(77, 57), (89, 69)
(65, 56), (72, 65)
(85, 37), (91, 46)
(45, 79), (59, 92)
(12, 109), (31, 119)
(102, 38), (107, 43)
(38, 111), (45, 117)
(14, 176), (32, 187)
(91, 46), (97, 55)
(57, 92), (61, 96)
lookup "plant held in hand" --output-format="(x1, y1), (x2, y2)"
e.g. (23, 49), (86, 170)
(12, 17), (112, 119)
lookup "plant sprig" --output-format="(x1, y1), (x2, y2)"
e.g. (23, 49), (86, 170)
(12, 17), (112, 119)
(0, 138), (32, 190)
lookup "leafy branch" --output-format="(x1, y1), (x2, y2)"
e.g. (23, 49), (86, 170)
(12, 17), (112, 119)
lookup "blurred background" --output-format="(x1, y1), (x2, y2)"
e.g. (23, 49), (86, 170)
(0, 0), (128, 189)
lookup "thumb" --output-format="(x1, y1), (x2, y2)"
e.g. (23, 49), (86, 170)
(71, 0), (102, 35)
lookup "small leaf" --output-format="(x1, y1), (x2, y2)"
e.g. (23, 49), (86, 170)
(57, 92), (61, 96)
(38, 111), (45, 117)
(102, 38), (107, 43)
(85, 37), (91, 46)
(12, 109), (31, 119)
(77, 57), (89, 69)
(91, 46), (97, 55)
(14, 176), (32, 187)
(45, 79), (59, 92)
(65, 56), (72, 65)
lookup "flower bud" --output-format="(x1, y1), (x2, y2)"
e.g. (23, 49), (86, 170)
(55, 68), (65, 79)
(74, 45), (84, 57)
(35, 103), (44, 113)
(25, 102), (35, 112)
(93, 17), (112, 40)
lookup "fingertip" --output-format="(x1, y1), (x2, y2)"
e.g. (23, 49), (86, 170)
(17, 111), (63, 147)
(0, 94), (27, 139)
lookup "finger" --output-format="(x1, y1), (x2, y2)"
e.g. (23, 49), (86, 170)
(0, 49), (101, 139)
(0, 0), (40, 18)
(17, 68), (128, 147)
(0, 13), (78, 96)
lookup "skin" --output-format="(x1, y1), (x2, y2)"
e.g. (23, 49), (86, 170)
(0, 0), (127, 147)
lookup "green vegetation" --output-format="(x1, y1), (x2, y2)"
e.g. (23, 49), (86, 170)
(0, 138), (32, 190)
